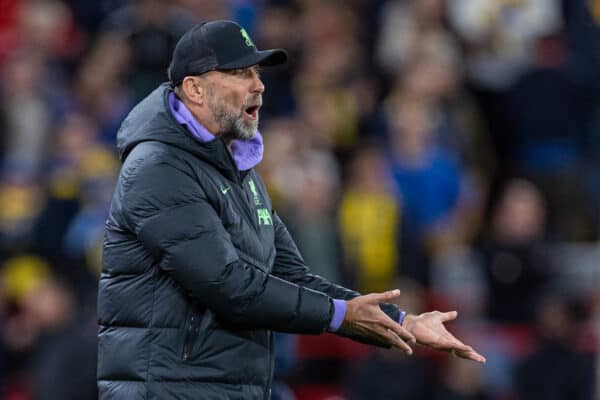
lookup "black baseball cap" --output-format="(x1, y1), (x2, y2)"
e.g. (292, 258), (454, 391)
(168, 20), (287, 85)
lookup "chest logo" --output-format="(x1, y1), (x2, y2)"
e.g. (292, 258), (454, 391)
(257, 208), (273, 225)
(220, 184), (232, 195)
(248, 179), (261, 205)
(248, 178), (272, 225)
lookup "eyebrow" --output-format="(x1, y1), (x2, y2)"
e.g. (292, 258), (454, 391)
(221, 66), (261, 76)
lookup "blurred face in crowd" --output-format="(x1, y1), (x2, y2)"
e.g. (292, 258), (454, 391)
(390, 99), (434, 162)
(182, 65), (264, 140)
(414, 0), (444, 23)
(492, 179), (546, 242)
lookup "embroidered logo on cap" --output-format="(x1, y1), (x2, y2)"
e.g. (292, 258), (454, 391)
(240, 28), (254, 47)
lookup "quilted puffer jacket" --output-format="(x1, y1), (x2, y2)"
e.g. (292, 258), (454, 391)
(97, 84), (399, 400)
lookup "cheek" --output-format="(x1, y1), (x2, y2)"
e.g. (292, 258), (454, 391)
(232, 92), (246, 110)
(220, 85), (247, 109)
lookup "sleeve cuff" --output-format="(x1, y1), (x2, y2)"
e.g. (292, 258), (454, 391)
(328, 299), (347, 332)
(398, 311), (406, 326)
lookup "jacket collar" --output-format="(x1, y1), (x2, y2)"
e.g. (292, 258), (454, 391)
(117, 84), (262, 183)
(168, 92), (263, 171)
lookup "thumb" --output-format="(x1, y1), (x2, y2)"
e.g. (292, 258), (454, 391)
(440, 311), (458, 322)
(372, 289), (401, 303)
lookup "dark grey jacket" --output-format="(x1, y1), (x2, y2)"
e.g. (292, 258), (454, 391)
(97, 84), (399, 399)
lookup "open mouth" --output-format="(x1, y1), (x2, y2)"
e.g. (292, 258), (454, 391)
(244, 105), (260, 120)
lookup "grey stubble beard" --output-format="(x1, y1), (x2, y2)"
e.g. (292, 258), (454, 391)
(205, 83), (258, 141)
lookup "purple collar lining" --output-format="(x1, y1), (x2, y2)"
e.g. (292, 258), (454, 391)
(168, 92), (263, 171)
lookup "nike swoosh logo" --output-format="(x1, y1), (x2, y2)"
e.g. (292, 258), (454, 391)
(220, 185), (232, 195)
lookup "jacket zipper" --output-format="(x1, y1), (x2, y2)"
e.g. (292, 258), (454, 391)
(182, 313), (197, 361)
(264, 331), (274, 400)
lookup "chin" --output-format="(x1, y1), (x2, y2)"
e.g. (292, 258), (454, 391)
(234, 120), (258, 140)
(239, 130), (256, 140)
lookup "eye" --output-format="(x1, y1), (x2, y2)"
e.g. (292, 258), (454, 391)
(222, 69), (243, 76)
(223, 67), (260, 79)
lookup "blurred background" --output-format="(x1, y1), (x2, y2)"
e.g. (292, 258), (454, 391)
(0, 0), (598, 399)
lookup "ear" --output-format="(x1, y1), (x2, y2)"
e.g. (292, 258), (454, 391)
(181, 77), (203, 104)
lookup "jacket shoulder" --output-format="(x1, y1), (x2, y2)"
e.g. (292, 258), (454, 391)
(121, 141), (198, 183)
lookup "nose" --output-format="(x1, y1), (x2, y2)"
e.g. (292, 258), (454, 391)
(250, 71), (265, 94)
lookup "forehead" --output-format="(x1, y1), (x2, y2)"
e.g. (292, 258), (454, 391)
(224, 65), (261, 72)
(197, 66), (257, 88)
(209, 65), (260, 77)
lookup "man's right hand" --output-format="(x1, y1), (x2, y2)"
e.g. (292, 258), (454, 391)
(338, 289), (416, 354)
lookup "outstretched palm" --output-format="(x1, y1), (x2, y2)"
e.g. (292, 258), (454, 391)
(403, 311), (486, 363)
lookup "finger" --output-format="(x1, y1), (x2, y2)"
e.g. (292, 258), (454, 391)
(432, 328), (464, 346)
(440, 310), (458, 322)
(364, 289), (401, 304)
(381, 315), (416, 344)
(446, 336), (486, 363)
(456, 348), (486, 363)
(448, 343), (476, 356)
(449, 338), (485, 362)
(440, 334), (472, 351)
(438, 330), (479, 355)
(385, 328), (413, 355)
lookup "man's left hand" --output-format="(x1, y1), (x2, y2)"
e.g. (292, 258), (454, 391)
(403, 311), (486, 363)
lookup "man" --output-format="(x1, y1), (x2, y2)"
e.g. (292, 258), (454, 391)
(97, 20), (485, 399)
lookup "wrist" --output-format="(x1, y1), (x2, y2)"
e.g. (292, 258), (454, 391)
(403, 314), (417, 332)
(328, 299), (347, 332)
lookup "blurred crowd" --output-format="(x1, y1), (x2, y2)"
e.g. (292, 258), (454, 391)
(0, 0), (598, 399)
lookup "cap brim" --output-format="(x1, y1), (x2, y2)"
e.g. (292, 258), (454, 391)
(218, 48), (288, 70)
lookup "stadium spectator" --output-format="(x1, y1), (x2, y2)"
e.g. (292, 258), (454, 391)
(477, 179), (553, 322)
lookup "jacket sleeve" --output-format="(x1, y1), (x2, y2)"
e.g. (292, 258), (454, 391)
(121, 158), (333, 333)
(271, 211), (360, 300)
(270, 210), (401, 345)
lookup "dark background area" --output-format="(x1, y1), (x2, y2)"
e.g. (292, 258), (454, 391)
(0, 0), (598, 399)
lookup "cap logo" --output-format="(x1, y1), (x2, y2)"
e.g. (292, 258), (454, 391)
(240, 28), (254, 47)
